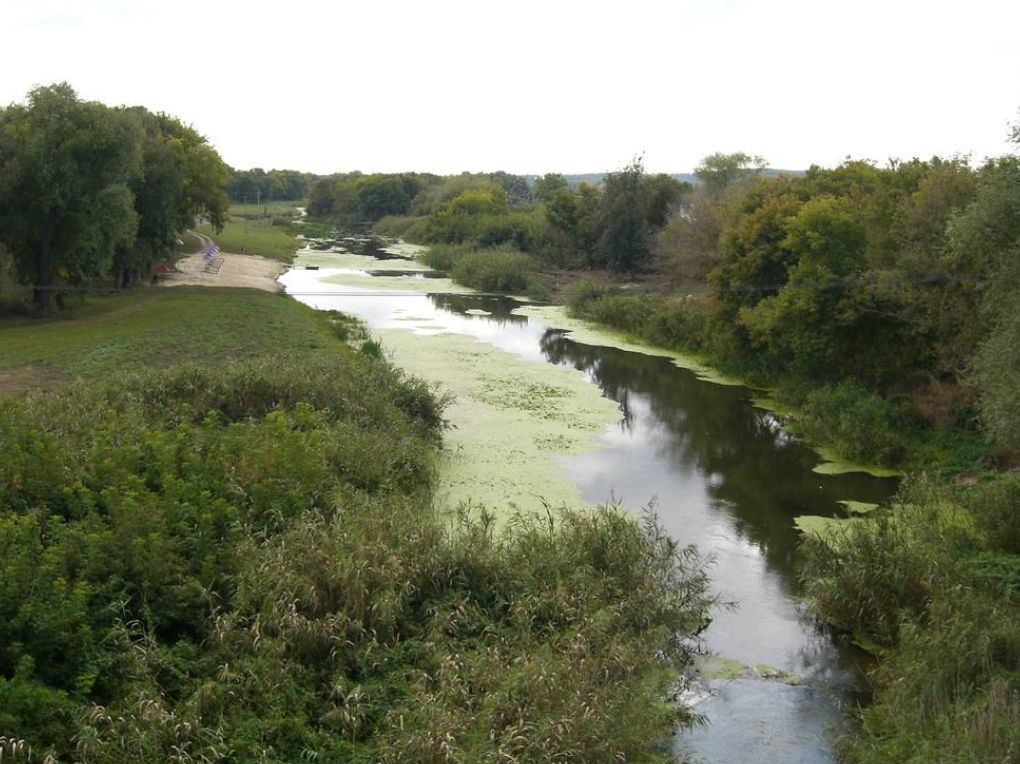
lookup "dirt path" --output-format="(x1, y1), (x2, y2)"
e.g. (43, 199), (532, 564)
(157, 232), (286, 292)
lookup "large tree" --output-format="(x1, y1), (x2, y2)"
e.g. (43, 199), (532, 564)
(594, 158), (649, 272)
(0, 84), (141, 311)
(695, 151), (767, 199)
(117, 108), (229, 286)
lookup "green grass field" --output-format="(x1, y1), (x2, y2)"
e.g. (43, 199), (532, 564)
(0, 288), (335, 392)
(195, 219), (299, 261)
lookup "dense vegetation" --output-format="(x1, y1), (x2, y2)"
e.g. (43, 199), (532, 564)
(565, 153), (1020, 469)
(800, 475), (1020, 762)
(0, 291), (713, 762)
(0, 84), (231, 310)
(556, 147), (1020, 760)
(308, 162), (689, 280)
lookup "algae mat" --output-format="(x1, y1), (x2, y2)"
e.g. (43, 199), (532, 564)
(378, 327), (621, 519)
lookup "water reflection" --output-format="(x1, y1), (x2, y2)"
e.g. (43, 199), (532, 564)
(540, 330), (895, 582)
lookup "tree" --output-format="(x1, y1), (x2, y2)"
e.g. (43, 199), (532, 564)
(354, 176), (411, 221)
(737, 196), (871, 376)
(544, 184), (600, 262)
(117, 109), (229, 286)
(595, 157), (649, 272)
(953, 156), (1020, 444)
(695, 152), (767, 199)
(533, 173), (568, 201)
(0, 84), (141, 312)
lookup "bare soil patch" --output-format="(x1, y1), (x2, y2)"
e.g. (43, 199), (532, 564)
(158, 252), (285, 292)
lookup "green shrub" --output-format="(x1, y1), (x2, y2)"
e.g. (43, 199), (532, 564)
(0, 351), (712, 761)
(964, 472), (1020, 554)
(451, 248), (534, 293)
(422, 245), (536, 294)
(372, 214), (424, 239)
(800, 478), (977, 647)
(843, 587), (1020, 764)
(795, 380), (913, 465)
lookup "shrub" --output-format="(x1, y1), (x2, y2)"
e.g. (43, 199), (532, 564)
(795, 380), (913, 465)
(800, 478), (977, 647)
(1, 351), (712, 761)
(964, 472), (1020, 554)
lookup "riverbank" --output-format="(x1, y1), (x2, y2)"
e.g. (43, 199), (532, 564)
(0, 283), (714, 761)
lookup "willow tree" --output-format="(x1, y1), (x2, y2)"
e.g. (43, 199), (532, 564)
(0, 83), (141, 312)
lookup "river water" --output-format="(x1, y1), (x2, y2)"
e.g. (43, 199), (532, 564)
(279, 236), (898, 763)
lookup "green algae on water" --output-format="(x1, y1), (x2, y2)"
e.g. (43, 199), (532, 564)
(794, 514), (846, 538)
(811, 446), (905, 478)
(375, 326), (621, 520)
(838, 499), (880, 515)
(753, 664), (802, 685)
(694, 655), (748, 681)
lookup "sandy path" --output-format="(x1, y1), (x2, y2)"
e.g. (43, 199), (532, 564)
(157, 232), (286, 292)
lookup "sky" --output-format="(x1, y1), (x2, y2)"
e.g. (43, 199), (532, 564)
(2, 0), (1018, 175)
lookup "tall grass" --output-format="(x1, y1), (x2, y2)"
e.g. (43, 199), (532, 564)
(0, 330), (713, 760)
(801, 474), (1020, 763)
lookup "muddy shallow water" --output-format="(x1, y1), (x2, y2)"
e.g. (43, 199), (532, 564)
(279, 236), (898, 763)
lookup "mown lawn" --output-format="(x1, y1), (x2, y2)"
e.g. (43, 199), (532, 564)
(0, 288), (334, 391)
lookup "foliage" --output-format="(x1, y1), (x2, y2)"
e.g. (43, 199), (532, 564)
(594, 158), (650, 272)
(227, 167), (314, 202)
(794, 380), (912, 465)
(422, 244), (535, 293)
(801, 473), (1020, 764)
(118, 109), (230, 285)
(0, 291), (713, 761)
(800, 478), (977, 647)
(0, 84), (141, 311)
(0, 83), (231, 308)
(532, 172), (568, 200)
(694, 152), (767, 199)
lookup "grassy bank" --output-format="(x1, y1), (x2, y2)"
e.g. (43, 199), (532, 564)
(0, 289), (714, 761)
(0, 288), (335, 387)
(196, 219), (299, 261)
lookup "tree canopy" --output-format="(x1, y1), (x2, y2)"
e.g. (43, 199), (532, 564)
(0, 83), (230, 308)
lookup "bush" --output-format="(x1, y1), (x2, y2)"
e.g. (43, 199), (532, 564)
(794, 380), (913, 465)
(372, 214), (425, 239)
(0, 351), (712, 760)
(800, 477), (977, 648)
(843, 587), (1020, 764)
(964, 472), (1020, 554)
(422, 245), (536, 294)
(451, 249), (534, 293)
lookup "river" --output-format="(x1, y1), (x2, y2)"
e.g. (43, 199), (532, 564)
(279, 234), (898, 763)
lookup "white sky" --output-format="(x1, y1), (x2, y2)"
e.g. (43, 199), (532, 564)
(2, 0), (1018, 175)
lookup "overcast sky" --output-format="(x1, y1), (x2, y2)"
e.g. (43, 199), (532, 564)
(2, 0), (1018, 175)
